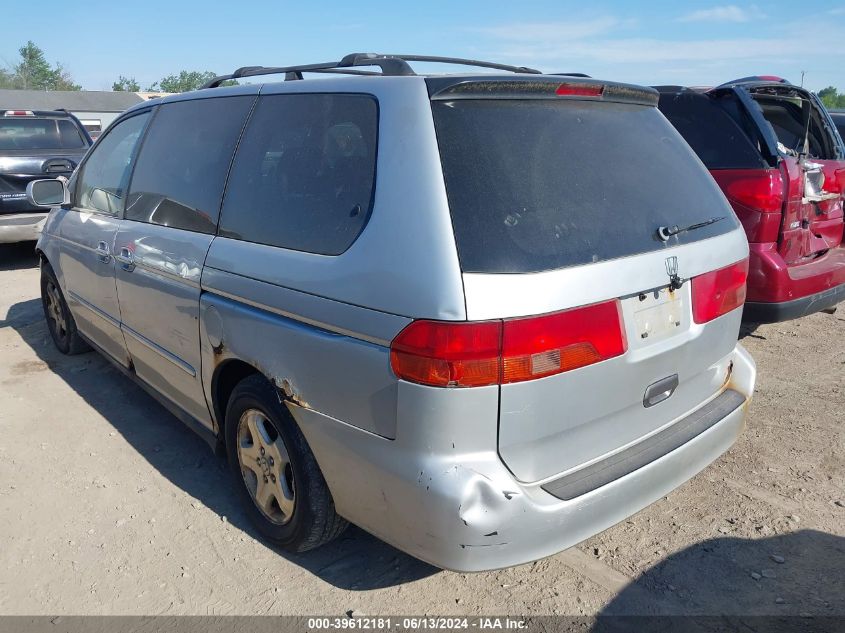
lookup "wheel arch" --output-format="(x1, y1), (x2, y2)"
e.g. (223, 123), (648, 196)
(211, 358), (263, 444)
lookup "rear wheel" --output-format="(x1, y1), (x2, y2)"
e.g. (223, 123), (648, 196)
(225, 374), (348, 551)
(40, 262), (90, 355)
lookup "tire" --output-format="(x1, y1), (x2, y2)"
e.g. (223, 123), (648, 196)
(225, 373), (348, 552)
(40, 262), (91, 355)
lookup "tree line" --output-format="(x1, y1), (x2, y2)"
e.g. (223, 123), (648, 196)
(0, 41), (81, 90)
(2, 41), (845, 101)
(1, 41), (231, 93)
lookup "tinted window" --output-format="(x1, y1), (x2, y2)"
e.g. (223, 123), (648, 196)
(219, 94), (378, 255)
(0, 117), (87, 150)
(658, 93), (765, 169)
(832, 114), (845, 142)
(77, 112), (150, 215)
(432, 99), (739, 274)
(126, 96), (254, 234)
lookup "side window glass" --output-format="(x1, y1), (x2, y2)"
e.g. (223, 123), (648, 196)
(125, 96), (254, 234)
(219, 93), (378, 255)
(76, 112), (150, 215)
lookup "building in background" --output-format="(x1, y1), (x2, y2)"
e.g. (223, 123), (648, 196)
(0, 90), (145, 138)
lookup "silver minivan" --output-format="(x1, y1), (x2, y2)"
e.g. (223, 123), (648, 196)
(29, 55), (756, 572)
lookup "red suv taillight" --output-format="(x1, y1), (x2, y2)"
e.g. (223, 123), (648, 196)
(691, 259), (749, 324)
(390, 300), (627, 388)
(712, 169), (784, 243)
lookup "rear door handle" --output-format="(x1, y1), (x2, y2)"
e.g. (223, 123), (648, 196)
(643, 374), (679, 408)
(115, 247), (135, 272)
(95, 241), (111, 263)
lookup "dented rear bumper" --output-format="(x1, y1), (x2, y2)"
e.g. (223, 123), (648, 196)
(288, 344), (756, 572)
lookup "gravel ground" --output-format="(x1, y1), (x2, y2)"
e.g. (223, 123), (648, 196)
(0, 241), (842, 618)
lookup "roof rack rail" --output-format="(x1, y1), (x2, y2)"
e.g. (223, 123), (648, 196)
(201, 53), (542, 88)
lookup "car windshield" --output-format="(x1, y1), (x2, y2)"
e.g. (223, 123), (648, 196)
(0, 117), (87, 151)
(431, 99), (738, 274)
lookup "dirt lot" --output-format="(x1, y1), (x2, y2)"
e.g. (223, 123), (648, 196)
(0, 241), (842, 618)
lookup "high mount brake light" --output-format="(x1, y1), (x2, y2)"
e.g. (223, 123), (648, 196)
(3, 110), (34, 116)
(556, 83), (604, 97)
(390, 300), (627, 388)
(691, 259), (749, 324)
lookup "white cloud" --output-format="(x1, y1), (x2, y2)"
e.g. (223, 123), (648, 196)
(471, 17), (633, 42)
(677, 5), (765, 23)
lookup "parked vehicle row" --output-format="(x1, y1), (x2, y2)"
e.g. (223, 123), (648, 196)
(657, 77), (845, 322)
(18, 55), (843, 572)
(0, 109), (92, 243)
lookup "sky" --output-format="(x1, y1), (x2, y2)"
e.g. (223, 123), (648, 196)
(3, 1), (844, 92)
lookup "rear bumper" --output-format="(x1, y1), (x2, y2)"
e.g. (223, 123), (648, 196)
(746, 243), (845, 321)
(0, 212), (47, 244)
(744, 283), (845, 322)
(290, 344), (756, 572)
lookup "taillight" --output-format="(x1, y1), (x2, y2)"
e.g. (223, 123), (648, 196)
(556, 83), (604, 97)
(389, 320), (501, 388)
(501, 301), (625, 383)
(390, 300), (626, 388)
(712, 169), (784, 243)
(721, 170), (784, 213)
(691, 259), (749, 324)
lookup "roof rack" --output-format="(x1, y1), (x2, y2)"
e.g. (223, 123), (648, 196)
(201, 53), (542, 88)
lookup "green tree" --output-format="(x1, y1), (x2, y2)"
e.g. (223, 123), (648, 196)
(14, 41), (55, 89)
(0, 67), (15, 89)
(817, 86), (845, 110)
(4, 41), (81, 90)
(146, 70), (236, 93)
(148, 70), (217, 93)
(112, 76), (141, 92)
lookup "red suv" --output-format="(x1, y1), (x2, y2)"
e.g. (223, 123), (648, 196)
(657, 77), (845, 322)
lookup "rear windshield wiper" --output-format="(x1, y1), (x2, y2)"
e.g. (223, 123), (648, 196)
(657, 216), (727, 242)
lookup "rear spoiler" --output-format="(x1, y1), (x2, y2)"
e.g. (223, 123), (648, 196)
(426, 76), (658, 106)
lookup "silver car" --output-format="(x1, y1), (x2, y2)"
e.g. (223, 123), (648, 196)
(29, 54), (756, 572)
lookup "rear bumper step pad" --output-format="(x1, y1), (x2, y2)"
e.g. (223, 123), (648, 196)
(542, 389), (745, 501)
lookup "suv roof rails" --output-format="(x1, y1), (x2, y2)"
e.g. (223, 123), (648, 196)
(201, 53), (543, 89)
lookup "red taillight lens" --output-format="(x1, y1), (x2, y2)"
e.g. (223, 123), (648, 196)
(389, 320), (501, 388)
(691, 259), (749, 324)
(501, 300), (626, 383)
(556, 83), (604, 97)
(390, 300), (626, 388)
(720, 170), (784, 213)
(711, 169), (784, 243)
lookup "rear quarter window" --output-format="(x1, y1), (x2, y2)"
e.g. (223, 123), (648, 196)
(219, 93), (378, 255)
(432, 99), (739, 274)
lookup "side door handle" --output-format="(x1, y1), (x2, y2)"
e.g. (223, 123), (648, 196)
(115, 247), (135, 272)
(95, 241), (111, 263)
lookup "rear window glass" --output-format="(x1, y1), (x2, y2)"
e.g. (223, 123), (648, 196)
(432, 99), (738, 274)
(0, 117), (87, 150)
(658, 93), (765, 169)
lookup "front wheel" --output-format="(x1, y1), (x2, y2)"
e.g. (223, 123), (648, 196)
(40, 262), (90, 355)
(225, 374), (348, 552)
